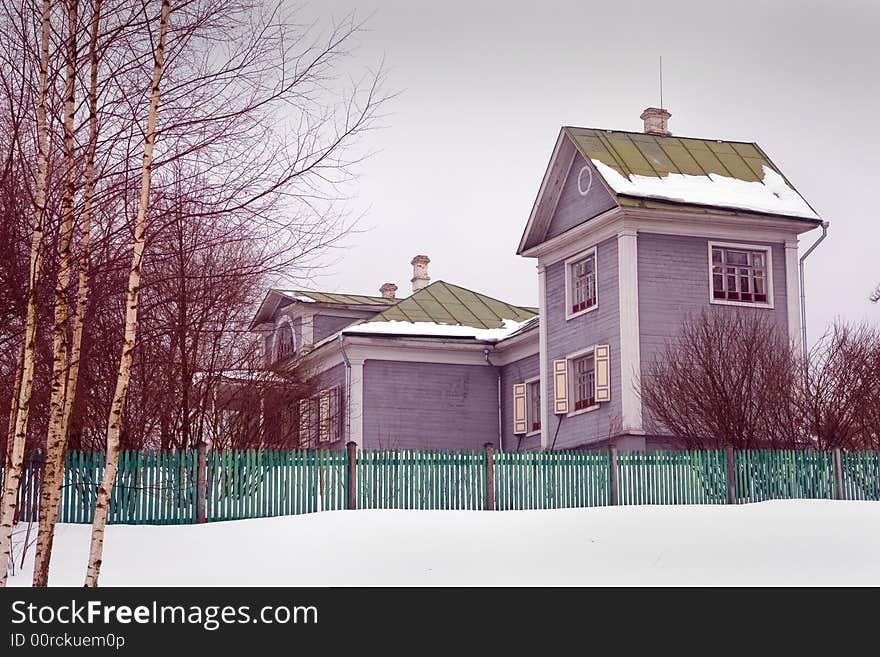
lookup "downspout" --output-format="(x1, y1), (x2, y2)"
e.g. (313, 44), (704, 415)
(484, 348), (503, 451)
(339, 333), (351, 443)
(799, 221), (829, 371)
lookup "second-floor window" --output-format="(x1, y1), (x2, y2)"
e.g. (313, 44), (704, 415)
(566, 249), (598, 319)
(572, 354), (595, 411)
(710, 243), (772, 306)
(275, 323), (296, 361)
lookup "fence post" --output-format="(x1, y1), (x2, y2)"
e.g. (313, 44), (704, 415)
(833, 448), (843, 500)
(608, 445), (619, 506)
(346, 441), (358, 510)
(726, 447), (737, 505)
(484, 442), (495, 511)
(197, 439), (208, 523)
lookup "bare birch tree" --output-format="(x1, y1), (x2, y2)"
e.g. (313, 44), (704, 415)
(84, 0), (170, 588)
(33, 0), (103, 587)
(0, 0), (53, 588)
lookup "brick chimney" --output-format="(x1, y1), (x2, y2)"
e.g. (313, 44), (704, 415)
(410, 255), (430, 292)
(380, 282), (398, 300)
(640, 107), (671, 136)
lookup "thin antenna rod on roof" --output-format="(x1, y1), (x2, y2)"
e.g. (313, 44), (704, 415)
(659, 55), (663, 108)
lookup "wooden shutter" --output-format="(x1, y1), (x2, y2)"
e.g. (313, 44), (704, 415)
(594, 344), (610, 402)
(513, 384), (527, 434)
(328, 386), (340, 442)
(553, 359), (568, 414)
(318, 389), (331, 443)
(298, 399), (311, 447)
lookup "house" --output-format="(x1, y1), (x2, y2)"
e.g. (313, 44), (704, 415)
(250, 107), (824, 451)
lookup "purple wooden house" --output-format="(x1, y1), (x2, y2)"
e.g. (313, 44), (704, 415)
(250, 108), (824, 451)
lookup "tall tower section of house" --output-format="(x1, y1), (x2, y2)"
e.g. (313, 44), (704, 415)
(516, 108), (824, 449)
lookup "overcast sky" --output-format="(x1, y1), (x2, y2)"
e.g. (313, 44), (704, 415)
(295, 0), (880, 341)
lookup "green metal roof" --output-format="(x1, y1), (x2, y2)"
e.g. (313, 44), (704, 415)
(278, 289), (392, 306)
(565, 127), (777, 183)
(562, 126), (819, 220)
(365, 281), (537, 329)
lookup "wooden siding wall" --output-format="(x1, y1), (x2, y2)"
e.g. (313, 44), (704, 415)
(362, 360), (499, 450)
(543, 236), (622, 448)
(313, 314), (359, 343)
(636, 233), (789, 377)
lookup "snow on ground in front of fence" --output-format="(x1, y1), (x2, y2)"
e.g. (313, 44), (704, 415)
(8, 500), (880, 586)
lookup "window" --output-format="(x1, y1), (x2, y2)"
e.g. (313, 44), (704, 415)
(275, 322), (296, 361)
(526, 380), (541, 433)
(298, 387), (340, 448)
(553, 346), (610, 418)
(710, 243), (772, 306)
(572, 354), (596, 411)
(565, 249), (598, 319)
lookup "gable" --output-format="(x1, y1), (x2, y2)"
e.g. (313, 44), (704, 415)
(545, 151), (617, 242)
(518, 130), (621, 255)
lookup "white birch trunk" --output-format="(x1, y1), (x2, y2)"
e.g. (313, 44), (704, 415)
(0, 0), (53, 588)
(34, 0), (96, 588)
(84, 0), (170, 588)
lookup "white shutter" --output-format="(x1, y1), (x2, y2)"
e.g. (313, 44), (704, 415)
(553, 359), (568, 414)
(298, 399), (311, 448)
(513, 384), (527, 434)
(318, 389), (331, 443)
(594, 344), (610, 403)
(328, 386), (340, 442)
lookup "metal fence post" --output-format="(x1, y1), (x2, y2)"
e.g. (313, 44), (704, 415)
(346, 441), (358, 510)
(833, 448), (843, 500)
(726, 447), (737, 505)
(197, 439), (208, 523)
(484, 442), (495, 511)
(608, 445), (619, 506)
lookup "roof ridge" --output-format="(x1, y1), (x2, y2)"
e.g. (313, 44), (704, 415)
(563, 125), (760, 146)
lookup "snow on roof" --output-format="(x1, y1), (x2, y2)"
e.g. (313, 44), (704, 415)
(592, 160), (819, 220)
(342, 318), (530, 342)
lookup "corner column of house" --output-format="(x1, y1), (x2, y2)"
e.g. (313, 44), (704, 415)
(347, 357), (365, 448)
(617, 227), (644, 435)
(784, 238), (802, 351)
(538, 263), (550, 450)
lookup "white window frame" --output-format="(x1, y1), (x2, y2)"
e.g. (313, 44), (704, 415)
(524, 377), (541, 437)
(564, 247), (599, 320)
(564, 346), (600, 418)
(707, 241), (774, 309)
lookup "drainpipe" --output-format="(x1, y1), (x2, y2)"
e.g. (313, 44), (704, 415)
(339, 333), (351, 442)
(484, 348), (503, 451)
(799, 221), (829, 371)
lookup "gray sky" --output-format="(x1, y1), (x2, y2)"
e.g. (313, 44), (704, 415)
(297, 0), (880, 341)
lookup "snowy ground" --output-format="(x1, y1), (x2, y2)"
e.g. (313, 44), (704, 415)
(8, 500), (879, 586)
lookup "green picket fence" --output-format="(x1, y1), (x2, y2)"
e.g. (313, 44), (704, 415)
(496, 450), (609, 510)
(618, 450), (728, 505)
(3, 447), (879, 525)
(357, 450), (486, 510)
(206, 449), (347, 521)
(840, 451), (880, 501)
(58, 449), (345, 525)
(61, 451), (200, 525)
(735, 450), (836, 503)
